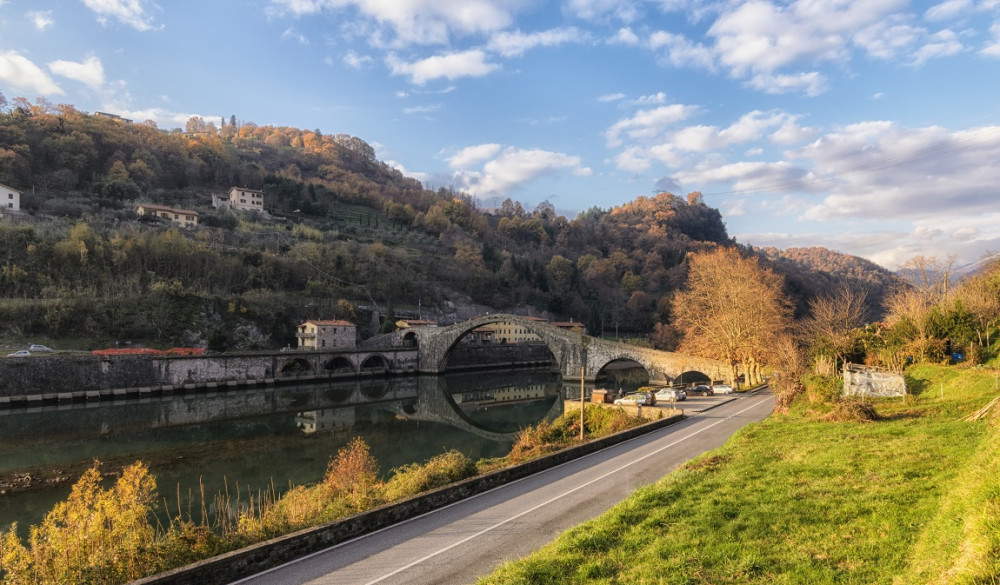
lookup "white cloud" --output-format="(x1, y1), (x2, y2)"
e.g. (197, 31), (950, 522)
(748, 71), (828, 96)
(785, 123), (1000, 225)
(387, 49), (500, 84)
(631, 92), (668, 105)
(448, 143), (502, 168)
(605, 103), (699, 147)
(269, 0), (516, 46)
(343, 50), (374, 68)
(597, 92), (626, 102)
(910, 28), (964, 64)
(403, 103), (442, 115)
(488, 27), (588, 57)
(854, 19), (924, 59)
(465, 147), (593, 197)
(0, 50), (64, 95)
(28, 10), (53, 30)
(648, 30), (715, 71)
(282, 27), (309, 44)
(610, 27), (640, 45)
(924, 0), (972, 21)
(48, 56), (106, 91)
(82, 0), (159, 31)
(983, 22), (1000, 56)
(564, 0), (642, 22)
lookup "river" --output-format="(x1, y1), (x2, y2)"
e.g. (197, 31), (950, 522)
(0, 369), (578, 537)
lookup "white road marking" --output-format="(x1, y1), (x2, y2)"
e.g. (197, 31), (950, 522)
(360, 395), (772, 585)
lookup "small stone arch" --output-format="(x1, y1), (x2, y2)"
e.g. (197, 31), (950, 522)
(675, 370), (711, 386)
(324, 356), (356, 374)
(402, 331), (418, 346)
(593, 357), (652, 389)
(360, 354), (389, 374)
(280, 357), (313, 376)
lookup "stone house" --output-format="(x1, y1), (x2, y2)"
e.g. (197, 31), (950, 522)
(0, 182), (20, 212)
(136, 203), (199, 228)
(214, 186), (265, 213)
(297, 319), (357, 350)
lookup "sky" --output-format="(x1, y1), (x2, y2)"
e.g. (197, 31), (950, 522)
(2, 0), (1000, 269)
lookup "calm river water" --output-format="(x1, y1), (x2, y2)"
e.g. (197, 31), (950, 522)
(0, 369), (577, 536)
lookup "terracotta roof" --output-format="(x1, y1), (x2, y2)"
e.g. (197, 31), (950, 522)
(137, 203), (198, 216)
(299, 319), (355, 327)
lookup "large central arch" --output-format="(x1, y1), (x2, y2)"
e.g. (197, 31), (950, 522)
(398, 313), (731, 385)
(410, 314), (584, 375)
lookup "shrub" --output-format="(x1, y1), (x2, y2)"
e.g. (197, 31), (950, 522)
(382, 450), (477, 502)
(0, 462), (158, 584)
(322, 437), (381, 511)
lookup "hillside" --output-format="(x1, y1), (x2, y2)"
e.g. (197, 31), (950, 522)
(480, 365), (1000, 584)
(752, 246), (906, 319)
(0, 102), (895, 349)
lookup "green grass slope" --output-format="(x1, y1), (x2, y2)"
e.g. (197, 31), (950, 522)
(479, 365), (1000, 585)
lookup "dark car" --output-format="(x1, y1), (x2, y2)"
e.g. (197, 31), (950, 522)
(688, 384), (714, 396)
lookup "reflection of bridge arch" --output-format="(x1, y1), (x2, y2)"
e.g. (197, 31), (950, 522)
(360, 354), (389, 374)
(384, 376), (564, 442)
(379, 314), (731, 385)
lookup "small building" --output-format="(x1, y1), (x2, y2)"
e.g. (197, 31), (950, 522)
(550, 321), (585, 335)
(223, 186), (265, 213)
(94, 111), (133, 123)
(0, 182), (20, 212)
(395, 319), (438, 329)
(297, 319), (357, 350)
(485, 319), (543, 344)
(460, 326), (495, 345)
(135, 203), (199, 228)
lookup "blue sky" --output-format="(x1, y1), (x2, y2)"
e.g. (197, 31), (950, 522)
(2, 0), (1000, 268)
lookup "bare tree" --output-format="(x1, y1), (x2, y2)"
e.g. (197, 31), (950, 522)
(805, 284), (869, 373)
(900, 254), (957, 301)
(672, 247), (792, 387)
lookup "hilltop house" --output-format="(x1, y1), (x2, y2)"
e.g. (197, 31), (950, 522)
(485, 317), (544, 344)
(213, 186), (265, 213)
(296, 319), (357, 350)
(0, 183), (20, 212)
(550, 321), (585, 335)
(135, 203), (199, 228)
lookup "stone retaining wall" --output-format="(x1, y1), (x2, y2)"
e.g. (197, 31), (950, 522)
(131, 413), (684, 585)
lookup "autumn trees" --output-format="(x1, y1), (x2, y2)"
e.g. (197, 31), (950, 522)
(671, 247), (792, 387)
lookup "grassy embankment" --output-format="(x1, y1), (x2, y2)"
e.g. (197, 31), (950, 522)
(0, 403), (652, 584)
(480, 364), (1000, 585)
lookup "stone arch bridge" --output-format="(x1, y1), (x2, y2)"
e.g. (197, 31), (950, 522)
(381, 313), (731, 385)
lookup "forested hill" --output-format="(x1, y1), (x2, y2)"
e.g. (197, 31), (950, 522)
(0, 100), (895, 349)
(752, 246), (903, 319)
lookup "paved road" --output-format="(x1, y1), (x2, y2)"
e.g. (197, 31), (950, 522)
(233, 390), (775, 585)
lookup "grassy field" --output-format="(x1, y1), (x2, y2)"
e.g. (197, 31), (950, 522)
(479, 364), (1000, 585)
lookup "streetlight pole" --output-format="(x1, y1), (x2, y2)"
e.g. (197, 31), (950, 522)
(580, 364), (585, 441)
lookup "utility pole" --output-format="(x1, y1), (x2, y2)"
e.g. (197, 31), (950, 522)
(580, 364), (585, 440)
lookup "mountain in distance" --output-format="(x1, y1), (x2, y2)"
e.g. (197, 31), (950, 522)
(751, 246), (908, 320)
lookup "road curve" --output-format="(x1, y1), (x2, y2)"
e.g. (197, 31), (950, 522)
(232, 391), (775, 585)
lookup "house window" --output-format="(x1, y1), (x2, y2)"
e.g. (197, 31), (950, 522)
(7, 194), (11, 199)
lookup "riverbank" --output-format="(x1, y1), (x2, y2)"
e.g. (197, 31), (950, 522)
(479, 364), (1000, 585)
(0, 398), (687, 585)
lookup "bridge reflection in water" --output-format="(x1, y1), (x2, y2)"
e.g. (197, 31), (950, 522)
(0, 370), (563, 537)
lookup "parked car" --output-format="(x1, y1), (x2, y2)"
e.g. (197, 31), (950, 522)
(614, 391), (656, 406)
(28, 344), (53, 353)
(688, 384), (714, 396)
(712, 384), (734, 394)
(6, 350), (31, 357)
(654, 388), (686, 402)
